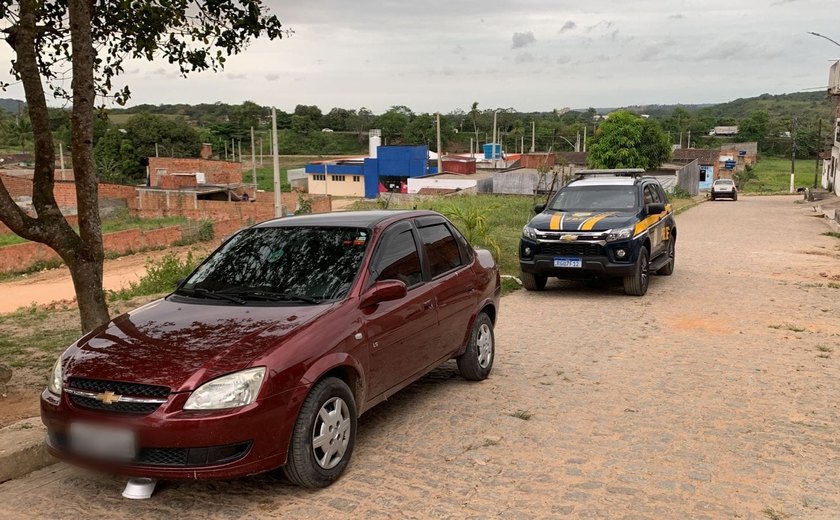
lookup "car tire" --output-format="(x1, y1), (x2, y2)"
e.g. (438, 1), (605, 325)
(456, 313), (495, 381)
(521, 271), (547, 291)
(657, 235), (676, 276)
(732, 192), (738, 201)
(623, 247), (649, 296)
(710, 194), (716, 201)
(284, 377), (357, 488)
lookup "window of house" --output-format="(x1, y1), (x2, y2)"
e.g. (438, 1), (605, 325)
(352, 176), (361, 182)
(313, 174), (325, 181)
(331, 175), (345, 182)
(372, 224), (423, 288)
(418, 223), (463, 278)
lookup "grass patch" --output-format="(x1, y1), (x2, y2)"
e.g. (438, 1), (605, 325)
(744, 157), (817, 193)
(0, 327), (81, 370)
(823, 231), (840, 239)
(0, 233), (28, 247)
(816, 344), (833, 353)
(100, 209), (188, 234)
(762, 507), (791, 520)
(510, 409), (533, 421)
(108, 251), (200, 301)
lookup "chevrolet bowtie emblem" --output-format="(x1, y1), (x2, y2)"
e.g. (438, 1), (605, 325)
(95, 391), (122, 405)
(560, 235), (577, 241)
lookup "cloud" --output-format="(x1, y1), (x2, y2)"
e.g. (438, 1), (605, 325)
(512, 31), (536, 49)
(514, 52), (535, 64)
(586, 20), (614, 33)
(556, 55), (571, 65)
(668, 14), (684, 20)
(559, 21), (576, 33)
(265, 73), (280, 81)
(226, 73), (247, 80)
(453, 45), (465, 55)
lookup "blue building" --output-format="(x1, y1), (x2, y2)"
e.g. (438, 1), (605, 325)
(305, 145), (437, 198)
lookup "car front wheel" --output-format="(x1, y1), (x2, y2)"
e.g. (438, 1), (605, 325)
(284, 377), (357, 488)
(623, 247), (649, 296)
(457, 312), (495, 381)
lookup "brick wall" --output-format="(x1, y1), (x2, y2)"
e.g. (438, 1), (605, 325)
(519, 153), (556, 169)
(0, 174), (136, 208)
(0, 173), (33, 198)
(134, 192), (331, 221)
(148, 157), (243, 186)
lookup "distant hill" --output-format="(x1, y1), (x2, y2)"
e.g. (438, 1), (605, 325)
(608, 91), (834, 122)
(0, 98), (24, 114)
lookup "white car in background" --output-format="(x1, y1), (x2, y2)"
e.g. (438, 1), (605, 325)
(710, 178), (737, 201)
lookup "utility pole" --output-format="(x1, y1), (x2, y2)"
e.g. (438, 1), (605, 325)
(814, 118), (822, 188)
(530, 121), (535, 153)
(790, 117), (797, 193)
(238, 140), (242, 164)
(155, 143), (159, 158)
(272, 107), (282, 217)
(251, 126), (257, 201)
(58, 142), (66, 181)
(687, 129), (692, 149)
(583, 126), (587, 153)
(259, 138), (264, 166)
(224, 141), (228, 161)
(436, 112), (443, 173)
(492, 111), (498, 169)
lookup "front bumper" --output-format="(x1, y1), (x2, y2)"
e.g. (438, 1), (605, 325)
(519, 238), (639, 279)
(40, 384), (309, 479)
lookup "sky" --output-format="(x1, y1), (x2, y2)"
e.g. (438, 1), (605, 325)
(1, 0), (839, 114)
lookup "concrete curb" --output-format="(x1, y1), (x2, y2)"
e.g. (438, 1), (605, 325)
(0, 417), (55, 483)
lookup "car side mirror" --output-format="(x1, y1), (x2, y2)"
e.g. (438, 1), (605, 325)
(646, 202), (666, 214)
(533, 203), (546, 213)
(360, 280), (407, 308)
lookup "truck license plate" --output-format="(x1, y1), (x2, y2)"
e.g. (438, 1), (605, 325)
(554, 257), (582, 268)
(69, 422), (136, 460)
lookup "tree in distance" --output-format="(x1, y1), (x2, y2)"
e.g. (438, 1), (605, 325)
(587, 111), (672, 170)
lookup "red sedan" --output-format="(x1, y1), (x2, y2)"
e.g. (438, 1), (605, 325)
(41, 210), (500, 488)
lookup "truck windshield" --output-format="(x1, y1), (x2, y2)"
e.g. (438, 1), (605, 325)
(548, 186), (638, 211)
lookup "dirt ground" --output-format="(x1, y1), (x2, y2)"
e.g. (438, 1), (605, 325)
(1, 195), (839, 518)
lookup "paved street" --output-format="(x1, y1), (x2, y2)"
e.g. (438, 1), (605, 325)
(1, 195), (839, 519)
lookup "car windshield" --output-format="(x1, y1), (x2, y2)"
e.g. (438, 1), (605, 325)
(715, 180), (733, 185)
(178, 226), (370, 302)
(548, 185), (638, 211)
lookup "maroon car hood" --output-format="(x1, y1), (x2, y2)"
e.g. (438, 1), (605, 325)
(64, 297), (331, 392)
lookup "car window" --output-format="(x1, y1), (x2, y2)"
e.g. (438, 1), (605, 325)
(418, 223), (463, 278)
(644, 185), (661, 204)
(372, 225), (423, 288)
(182, 226), (369, 301)
(656, 184), (669, 203)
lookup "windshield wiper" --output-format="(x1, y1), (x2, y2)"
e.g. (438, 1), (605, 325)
(176, 287), (247, 305)
(219, 288), (321, 304)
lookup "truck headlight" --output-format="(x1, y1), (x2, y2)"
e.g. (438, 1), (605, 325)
(48, 357), (63, 396)
(522, 226), (538, 240)
(606, 227), (633, 242)
(184, 367), (266, 411)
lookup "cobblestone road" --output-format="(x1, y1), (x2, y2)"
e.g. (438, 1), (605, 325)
(1, 195), (839, 519)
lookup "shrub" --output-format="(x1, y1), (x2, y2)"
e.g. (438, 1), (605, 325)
(109, 251), (199, 301)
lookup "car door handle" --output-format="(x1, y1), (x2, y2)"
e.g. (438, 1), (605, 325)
(423, 300), (435, 310)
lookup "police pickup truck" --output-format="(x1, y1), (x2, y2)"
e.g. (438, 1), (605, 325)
(519, 169), (676, 296)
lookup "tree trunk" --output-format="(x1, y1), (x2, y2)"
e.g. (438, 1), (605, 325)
(0, 0), (110, 333)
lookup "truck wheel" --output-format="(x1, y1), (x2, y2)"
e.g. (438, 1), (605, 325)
(623, 247), (649, 296)
(521, 271), (547, 291)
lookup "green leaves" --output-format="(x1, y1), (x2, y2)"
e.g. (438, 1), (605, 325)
(587, 111), (671, 170)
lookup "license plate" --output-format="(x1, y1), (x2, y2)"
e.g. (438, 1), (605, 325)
(554, 257), (582, 268)
(69, 422), (136, 460)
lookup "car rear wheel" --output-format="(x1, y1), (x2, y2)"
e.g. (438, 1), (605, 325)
(456, 313), (494, 381)
(657, 235), (676, 276)
(623, 247), (649, 296)
(284, 377), (357, 488)
(732, 192), (738, 201)
(521, 271), (547, 291)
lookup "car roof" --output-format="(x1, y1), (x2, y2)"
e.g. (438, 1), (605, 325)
(253, 210), (441, 229)
(567, 176), (638, 187)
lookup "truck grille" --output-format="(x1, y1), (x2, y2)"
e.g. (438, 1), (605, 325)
(540, 242), (603, 257)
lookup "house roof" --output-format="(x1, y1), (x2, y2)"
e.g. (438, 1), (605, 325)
(673, 148), (720, 166)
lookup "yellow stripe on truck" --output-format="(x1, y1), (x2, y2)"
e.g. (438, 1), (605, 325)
(549, 213), (562, 230)
(633, 210), (671, 237)
(580, 213), (610, 231)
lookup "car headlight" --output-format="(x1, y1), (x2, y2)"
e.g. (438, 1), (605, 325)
(183, 367), (266, 411)
(48, 357), (63, 396)
(522, 225), (538, 240)
(606, 227), (634, 242)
